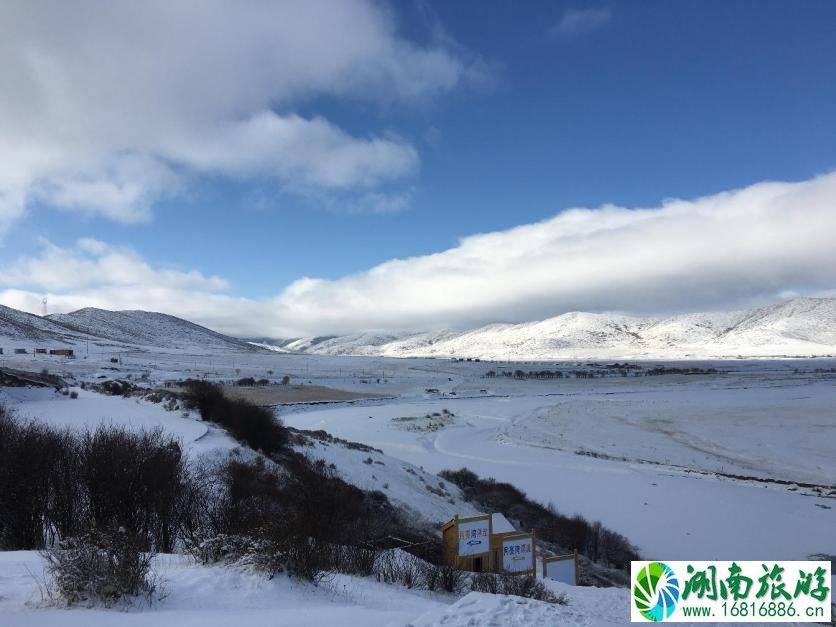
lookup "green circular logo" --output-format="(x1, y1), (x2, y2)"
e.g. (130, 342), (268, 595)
(634, 562), (680, 622)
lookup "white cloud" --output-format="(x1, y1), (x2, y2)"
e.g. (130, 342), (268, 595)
(0, 0), (477, 228)
(1, 173), (835, 338)
(549, 8), (612, 39)
(0, 238), (228, 292)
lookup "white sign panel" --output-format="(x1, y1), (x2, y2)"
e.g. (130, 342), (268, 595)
(457, 519), (490, 556)
(545, 557), (576, 585)
(502, 536), (534, 573)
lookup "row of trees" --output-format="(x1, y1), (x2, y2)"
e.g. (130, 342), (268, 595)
(486, 366), (721, 380)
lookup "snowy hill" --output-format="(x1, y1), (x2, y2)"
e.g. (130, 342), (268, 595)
(2, 297), (834, 359)
(0, 304), (88, 344)
(281, 297), (836, 360)
(45, 308), (257, 352)
(0, 305), (257, 352)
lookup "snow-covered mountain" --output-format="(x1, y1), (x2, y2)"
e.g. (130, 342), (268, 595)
(267, 297), (836, 360)
(46, 308), (255, 351)
(0, 304), (88, 343)
(47, 308), (258, 352)
(0, 306), (257, 352)
(2, 297), (833, 359)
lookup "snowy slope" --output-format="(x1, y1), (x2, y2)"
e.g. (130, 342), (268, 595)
(289, 297), (836, 359)
(43, 307), (257, 351)
(2, 550), (824, 627)
(289, 332), (425, 356)
(715, 297), (836, 349)
(0, 551), (450, 627)
(0, 304), (88, 344)
(298, 436), (480, 525)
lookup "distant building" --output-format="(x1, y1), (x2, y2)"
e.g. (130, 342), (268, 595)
(14, 348), (27, 354)
(49, 349), (74, 357)
(34, 348), (47, 354)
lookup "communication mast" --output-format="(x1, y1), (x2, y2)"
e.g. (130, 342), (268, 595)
(42, 296), (48, 316)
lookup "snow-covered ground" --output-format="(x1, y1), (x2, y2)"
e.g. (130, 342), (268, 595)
(281, 378), (836, 562)
(0, 386), (238, 457)
(0, 347), (834, 625)
(2, 351), (834, 562)
(0, 551), (825, 627)
(0, 551), (452, 627)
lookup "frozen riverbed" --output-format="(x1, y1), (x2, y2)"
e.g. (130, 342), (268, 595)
(282, 376), (836, 562)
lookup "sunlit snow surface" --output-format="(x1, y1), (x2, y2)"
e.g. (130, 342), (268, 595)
(0, 348), (833, 625)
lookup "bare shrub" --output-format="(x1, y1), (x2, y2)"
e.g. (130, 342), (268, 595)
(182, 381), (288, 455)
(81, 426), (187, 552)
(0, 409), (195, 553)
(470, 571), (566, 604)
(43, 529), (156, 606)
(498, 573), (566, 604)
(331, 544), (378, 576)
(375, 550), (425, 588)
(470, 571), (500, 594)
(282, 537), (332, 583)
(0, 410), (81, 549)
(189, 533), (259, 564)
(422, 563), (466, 593)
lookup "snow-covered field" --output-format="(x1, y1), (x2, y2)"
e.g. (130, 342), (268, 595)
(0, 347), (834, 625)
(281, 377), (836, 562)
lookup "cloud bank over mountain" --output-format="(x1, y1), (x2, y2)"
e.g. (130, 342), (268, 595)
(2, 172), (835, 337)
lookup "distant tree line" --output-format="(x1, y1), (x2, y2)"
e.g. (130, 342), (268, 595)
(485, 365), (722, 380)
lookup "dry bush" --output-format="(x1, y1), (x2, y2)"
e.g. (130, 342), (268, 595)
(421, 563), (466, 593)
(0, 409), (195, 553)
(375, 550), (425, 589)
(497, 573), (566, 604)
(0, 410), (82, 549)
(281, 537), (333, 583)
(331, 544), (378, 576)
(81, 426), (188, 552)
(42, 529), (156, 606)
(182, 381), (288, 455)
(470, 571), (566, 604)
(470, 571), (500, 594)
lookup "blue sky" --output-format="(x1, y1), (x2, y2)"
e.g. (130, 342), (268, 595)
(1, 1), (835, 335)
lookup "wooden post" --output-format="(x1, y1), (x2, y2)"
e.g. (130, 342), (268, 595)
(573, 548), (579, 585)
(531, 529), (537, 577)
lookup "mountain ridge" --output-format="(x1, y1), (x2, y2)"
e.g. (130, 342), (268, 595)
(0, 306), (256, 353)
(257, 297), (836, 360)
(0, 297), (833, 359)
(46, 307), (254, 351)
